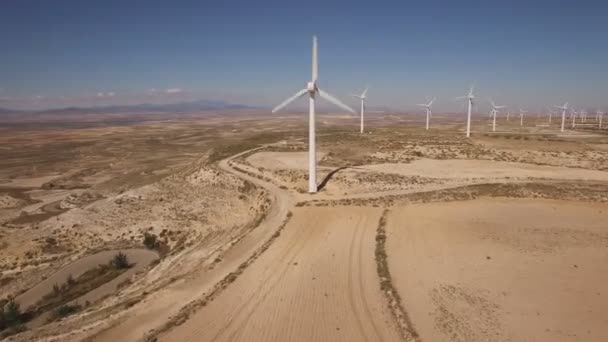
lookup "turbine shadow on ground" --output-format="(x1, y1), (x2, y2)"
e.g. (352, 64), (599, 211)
(318, 166), (347, 191)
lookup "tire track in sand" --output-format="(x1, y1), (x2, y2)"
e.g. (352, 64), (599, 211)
(347, 214), (382, 342)
(160, 207), (402, 342)
(212, 217), (319, 342)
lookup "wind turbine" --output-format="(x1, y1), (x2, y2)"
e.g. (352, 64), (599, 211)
(570, 109), (578, 128)
(553, 102), (569, 132)
(272, 36), (354, 193)
(580, 109), (587, 123)
(506, 110), (511, 121)
(456, 84), (476, 137)
(597, 110), (604, 128)
(416, 97), (436, 130)
(489, 100), (505, 132)
(519, 108), (527, 126)
(547, 107), (556, 124)
(352, 87), (369, 133)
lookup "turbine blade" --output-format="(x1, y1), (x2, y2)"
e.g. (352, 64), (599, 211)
(318, 89), (355, 113)
(361, 86), (369, 97)
(428, 97), (436, 106)
(271, 88), (308, 113)
(312, 36), (318, 82)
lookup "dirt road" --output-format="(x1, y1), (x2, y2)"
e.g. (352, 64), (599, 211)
(160, 206), (401, 342)
(91, 148), (292, 342)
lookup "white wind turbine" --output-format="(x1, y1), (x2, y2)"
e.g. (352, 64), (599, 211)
(553, 102), (569, 132)
(519, 108), (528, 126)
(579, 109), (587, 123)
(272, 36), (355, 193)
(456, 84), (476, 137)
(597, 110), (604, 128)
(547, 107), (556, 124)
(416, 97), (436, 130)
(489, 100), (506, 132)
(570, 108), (578, 128)
(352, 87), (369, 133)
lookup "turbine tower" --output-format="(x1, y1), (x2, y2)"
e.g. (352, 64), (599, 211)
(519, 108), (527, 127)
(581, 110), (587, 122)
(489, 100), (505, 132)
(272, 36), (354, 193)
(547, 107), (555, 124)
(416, 97), (436, 130)
(570, 109), (578, 128)
(456, 84), (476, 137)
(554, 102), (569, 132)
(598, 111), (604, 128)
(352, 87), (369, 133)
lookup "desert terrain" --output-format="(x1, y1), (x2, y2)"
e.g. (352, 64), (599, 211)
(1, 112), (607, 341)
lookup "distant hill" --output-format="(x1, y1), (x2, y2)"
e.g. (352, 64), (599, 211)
(0, 107), (20, 114)
(37, 99), (258, 115)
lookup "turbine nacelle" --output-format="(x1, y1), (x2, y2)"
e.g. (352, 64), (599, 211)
(307, 81), (317, 93)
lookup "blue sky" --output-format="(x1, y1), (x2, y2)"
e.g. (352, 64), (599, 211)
(1, 0), (607, 111)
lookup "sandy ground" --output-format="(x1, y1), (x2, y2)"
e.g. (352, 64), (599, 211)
(160, 206), (401, 342)
(87, 149), (290, 342)
(2, 116), (607, 341)
(15, 249), (158, 310)
(246, 151), (326, 170)
(358, 159), (608, 181)
(386, 198), (608, 342)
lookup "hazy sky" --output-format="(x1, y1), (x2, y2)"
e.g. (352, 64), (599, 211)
(1, 0), (607, 111)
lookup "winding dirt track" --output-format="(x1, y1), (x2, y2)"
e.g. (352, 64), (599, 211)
(92, 147), (292, 342)
(159, 206), (400, 342)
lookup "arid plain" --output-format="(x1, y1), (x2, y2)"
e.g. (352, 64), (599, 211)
(1, 112), (607, 342)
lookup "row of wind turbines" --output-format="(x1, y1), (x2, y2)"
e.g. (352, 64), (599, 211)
(271, 36), (604, 193)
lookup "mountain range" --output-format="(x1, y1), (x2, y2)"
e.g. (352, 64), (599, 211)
(0, 99), (257, 115)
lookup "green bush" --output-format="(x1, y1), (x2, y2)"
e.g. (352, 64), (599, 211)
(54, 304), (81, 319)
(111, 252), (131, 269)
(143, 233), (158, 250)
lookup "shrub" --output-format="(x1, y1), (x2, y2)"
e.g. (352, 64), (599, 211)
(111, 252), (131, 269)
(54, 304), (81, 319)
(4, 300), (21, 326)
(143, 233), (158, 250)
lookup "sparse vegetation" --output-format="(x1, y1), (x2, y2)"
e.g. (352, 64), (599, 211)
(0, 299), (28, 338)
(143, 232), (159, 250)
(111, 252), (131, 269)
(374, 210), (419, 341)
(49, 304), (82, 321)
(32, 254), (133, 319)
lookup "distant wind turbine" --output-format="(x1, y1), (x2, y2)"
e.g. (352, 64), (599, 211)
(272, 36), (354, 193)
(456, 83), (476, 137)
(580, 110), (587, 122)
(489, 100), (505, 132)
(519, 108), (528, 127)
(416, 97), (436, 130)
(547, 107), (556, 124)
(553, 102), (569, 132)
(570, 109), (578, 128)
(352, 87), (369, 134)
(597, 110), (604, 128)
